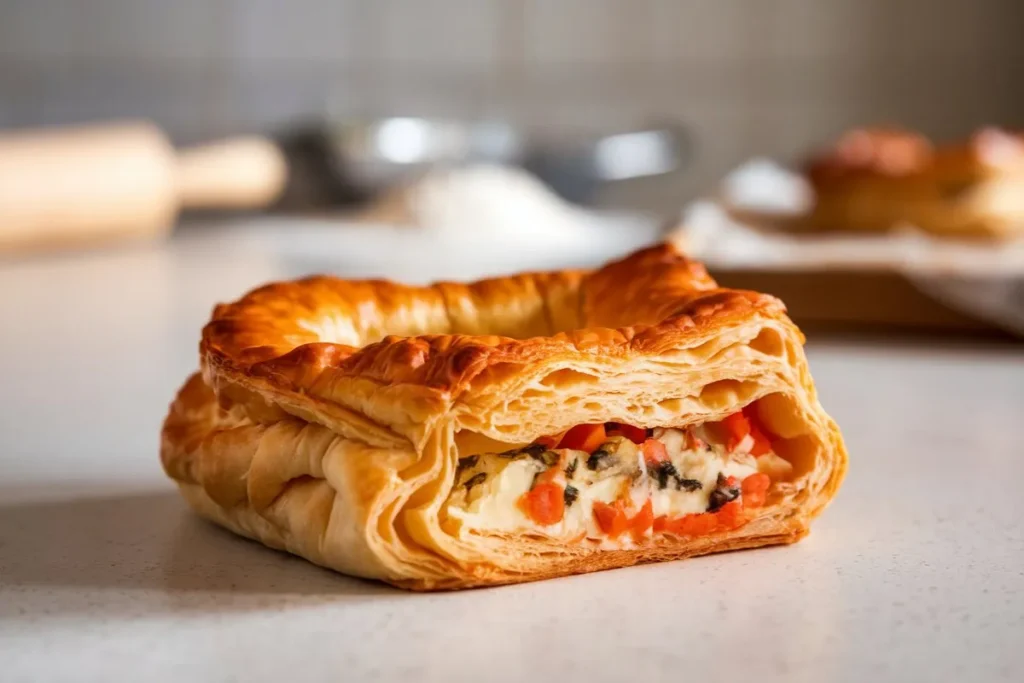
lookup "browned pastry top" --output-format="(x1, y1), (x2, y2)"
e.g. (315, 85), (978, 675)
(201, 244), (786, 406)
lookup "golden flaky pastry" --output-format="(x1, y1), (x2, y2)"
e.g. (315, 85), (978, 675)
(804, 126), (1024, 237)
(161, 243), (846, 590)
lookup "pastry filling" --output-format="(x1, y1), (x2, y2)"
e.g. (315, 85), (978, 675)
(444, 409), (794, 544)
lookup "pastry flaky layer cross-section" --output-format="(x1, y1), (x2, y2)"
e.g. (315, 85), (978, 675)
(161, 243), (847, 590)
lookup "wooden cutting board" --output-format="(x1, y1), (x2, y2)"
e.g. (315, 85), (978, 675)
(711, 268), (1012, 338)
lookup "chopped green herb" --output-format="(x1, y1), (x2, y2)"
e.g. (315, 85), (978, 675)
(650, 461), (702, 492)
(675, 477), (703, 492)
(564, 458), (578, 479)
(529, 449), (560, 467)
(586, 448), (616, 471)
(499, 443), (550, 460)
(653, 461), (678, 490)
(707, 473), (740, 511)
(563, 485), (579, 507)
(463, 472), (487, 492)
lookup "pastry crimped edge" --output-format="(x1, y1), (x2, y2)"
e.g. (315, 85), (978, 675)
(161, 243), (847, 590)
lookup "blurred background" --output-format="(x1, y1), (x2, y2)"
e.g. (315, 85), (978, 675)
(3, 0), (1023, 208)
(2, 0), (1024, 335)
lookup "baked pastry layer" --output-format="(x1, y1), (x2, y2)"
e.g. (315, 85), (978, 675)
(161, 243), (847, 589)
(803, 127), (1024, 237)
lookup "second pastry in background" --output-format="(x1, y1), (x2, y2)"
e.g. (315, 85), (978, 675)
(802, 126), (1024, 238)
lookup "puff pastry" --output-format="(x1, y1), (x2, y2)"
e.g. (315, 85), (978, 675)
(161, 243), (846, 589)
(804, 127), (1024, 237)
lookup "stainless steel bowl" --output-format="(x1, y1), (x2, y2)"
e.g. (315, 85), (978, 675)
(317, 116), (692, 206)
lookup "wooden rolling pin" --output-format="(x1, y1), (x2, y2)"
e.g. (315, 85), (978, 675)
(0, 121), (287, 251)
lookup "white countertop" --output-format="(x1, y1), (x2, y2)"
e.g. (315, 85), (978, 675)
(1, 223), (1023, 682)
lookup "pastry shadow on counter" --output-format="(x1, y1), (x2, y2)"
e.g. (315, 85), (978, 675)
(0, 491), (401, 618)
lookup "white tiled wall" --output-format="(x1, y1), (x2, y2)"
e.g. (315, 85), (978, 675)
(1, 0), (1022, 207)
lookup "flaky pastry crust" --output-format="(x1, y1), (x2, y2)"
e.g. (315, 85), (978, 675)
(161, 244), (847, 589)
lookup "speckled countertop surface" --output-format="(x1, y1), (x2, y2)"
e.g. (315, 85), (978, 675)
(1, 222), (1023, 682)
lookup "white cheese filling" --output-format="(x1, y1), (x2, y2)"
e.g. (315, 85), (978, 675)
(444, 427), (786, 541)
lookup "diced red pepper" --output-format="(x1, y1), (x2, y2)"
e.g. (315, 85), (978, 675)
(721, 412), (751, 452)
(558, 424), (607, 453)
(655, 501), (746, 537)
(722, 410), (773, 456)
(668, 511), (719, 537)
(630, 499), (654, 539)
(748, 422), (772, 456)
(535, 464), (562, 486)
(592, 500), (630, 538)
(518, 483), (565, 526)
(742, 405), (774, 456)
(741, 404), (769, 432)
(607, 423), (647, 445)
(741, 472), (771, 508)
(715, 501), (743, 530)
(641, 438), (669, 465)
